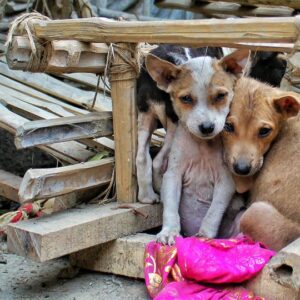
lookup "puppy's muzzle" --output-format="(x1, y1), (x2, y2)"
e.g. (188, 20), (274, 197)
(199, 122), (215, 136)
(233, 161), (252, 175)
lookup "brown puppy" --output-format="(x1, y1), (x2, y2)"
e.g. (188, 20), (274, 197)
(222, 77), (300, 250)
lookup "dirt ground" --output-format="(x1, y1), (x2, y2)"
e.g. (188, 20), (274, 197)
(0, 241), (149, 300)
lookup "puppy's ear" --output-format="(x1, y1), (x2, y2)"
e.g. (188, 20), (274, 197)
(220, 49), (251, 76)
(145, 54), (180, 92)
(273, 93), (300, 119)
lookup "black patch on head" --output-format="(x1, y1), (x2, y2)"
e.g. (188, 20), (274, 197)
(137, 45), (223, 125)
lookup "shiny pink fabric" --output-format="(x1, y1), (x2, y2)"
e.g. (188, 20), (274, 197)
(144, 235), (275, 299)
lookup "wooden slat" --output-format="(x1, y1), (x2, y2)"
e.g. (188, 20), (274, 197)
(6, 36), (108, 73)
(15, 112), (113, 149)
(7, 202), (162, 262)
(204, 0), (300, 10)
(70, 233), (155, 278)
(18, 157), (114, 202)
(0, 61), (112, 112)
(0, 103), (94, 164)
(29, 16), (298, 46)
(110, 43), (137, 203)
(0, 169), (22, 202)
(155, 0), (294, 17)
(0, 74), (89, 115)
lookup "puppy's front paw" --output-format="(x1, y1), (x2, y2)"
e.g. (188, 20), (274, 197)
(156, 227), (180, 245)
(138, 190), (160, 204)
(197, 225), (218, 239)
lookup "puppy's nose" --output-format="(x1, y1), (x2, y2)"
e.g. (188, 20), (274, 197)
(233, 161), (251, 175)
(199, 122), (215, 135)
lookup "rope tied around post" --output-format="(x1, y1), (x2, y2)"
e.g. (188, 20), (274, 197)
(90, 42), (141, 110)
(5, 12), (52, 72)
(107, 43), (140, 82)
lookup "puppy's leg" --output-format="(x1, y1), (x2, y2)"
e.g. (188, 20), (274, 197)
(240, 202), (300, 251)
(156, 168), (182, 245)
(136, 112), (159, 204)
(198, 169), (235, 238)
(152, 119), (177, 192)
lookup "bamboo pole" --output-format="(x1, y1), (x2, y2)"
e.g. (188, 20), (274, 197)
(28, 16), (299, 46)
(155, 0), (294, 17)
(110, 43), (138, 203)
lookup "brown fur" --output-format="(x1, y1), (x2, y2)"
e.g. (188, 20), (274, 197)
(223, 77), (300, 251)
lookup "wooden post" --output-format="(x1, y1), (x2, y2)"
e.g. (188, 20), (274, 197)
(110, 43), (138, 203)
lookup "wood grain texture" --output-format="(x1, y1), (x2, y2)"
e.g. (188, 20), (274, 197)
(201, 0), (300, 9)
(15, 112), (113, 149)
(155, 0), (294, 17)
(7, 202), (162, 262)
(18, 157), (114, 202)
(6, 36), (108, 73)
(29, 16), (298, 46)
(110, 43), (137, 203)
(70, 233), (155, 278)
(0, 169), (22, 202)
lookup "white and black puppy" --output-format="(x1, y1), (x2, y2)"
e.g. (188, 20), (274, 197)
(136, 45), (223, 204)
(145, 50), (251, 244)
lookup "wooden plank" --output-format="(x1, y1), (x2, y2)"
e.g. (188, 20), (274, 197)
(0, 73), (89, 116)
(18, 157), (114, 202)
(155, 0), (294, 17)
(204, 0), (300, 10)
(110, 43), (137, 203)
(70, 233), (155, 278)
(29, 16), (298, 46)
(0, 61), (112, 112)
(6, 36), (108, 73)
(6, 202), (162, 262)
(0, 103), (94, 164)
(0, 169), (22, 202)
(0, 82), (74, 117)
(71, 234), (300, 300)
(58, 73), (110, 93)
(15, 112), (113, 149)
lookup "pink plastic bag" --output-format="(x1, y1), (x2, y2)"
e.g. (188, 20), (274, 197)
(176, 235), (275, 284)
(155, 281), (263, 300)
(144, 235), (275, 299)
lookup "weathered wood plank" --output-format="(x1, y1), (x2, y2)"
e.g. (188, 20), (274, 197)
(70, 233), (155, 278)
(6, 36), (108, 73)
(29, 16), (298, 46)
(0, 73), (89, 115)
(110, 43), (137, 203)
(204, 0), (300, 10)
(0, 61), (112, 112)
(155, 0), (294, 17)
(0, 169), (22, 202)
(15, 112), (113, 149)
(71, 234), (300, 300)
(7, 202), (162, 262)
(18, 157), (114, 202)
(0, 103), (94, 164)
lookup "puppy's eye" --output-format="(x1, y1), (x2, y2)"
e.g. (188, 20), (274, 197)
(224, 122), (234, 133)
(215, 91), (228, 102)
(258, 127), (272, 137)
(179, 95), (193, 104)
